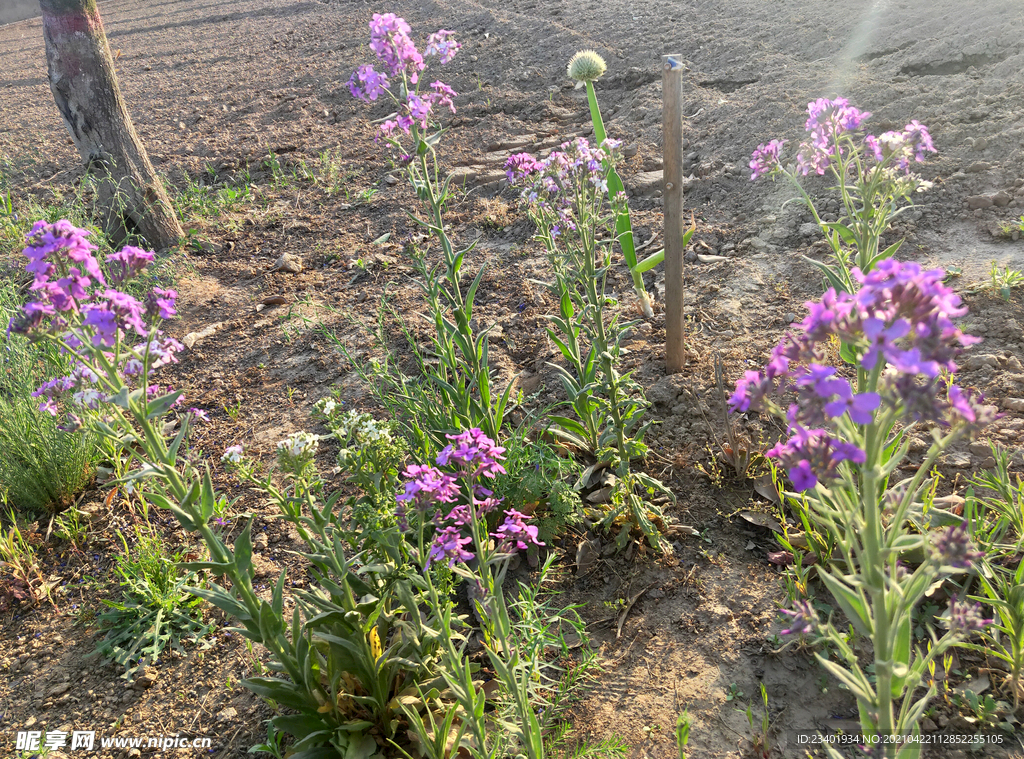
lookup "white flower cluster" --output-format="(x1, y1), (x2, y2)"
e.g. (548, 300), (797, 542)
(317, 397), (340, 417)
(277, 431), (320, 458)
(316, 401), (392, 445)
(343, 410), (392, 444)
(222, 444), (244, 464)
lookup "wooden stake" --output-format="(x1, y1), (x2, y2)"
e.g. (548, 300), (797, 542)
(662, 54), (685, 374)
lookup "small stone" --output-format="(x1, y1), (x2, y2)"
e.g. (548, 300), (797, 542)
(385, 174), (399, 185)
(942, 452), (972, 469)
(971, 137), (988, 151)
(623, 143), (639, 158)
(966, 195), (993, 210)
(799, 222), (819, 237)
(965, 161), (992, 173)
(254, 534), (269, 551)
(586, 486), (613, 504)
(992, 191), (1012, 207)
(133, 666), (159, 690)
(921, 717), (938, 733)
(968, 442), (992, 456)
(629, 169), (664, 197)
(271, 253), (303, 273)
(217, 706), (238, 722)
(1003, 398), (1024, 412)
(182, 322), (222, 349)
(783, 312), (797, 323)
(48, 682), (72, 697)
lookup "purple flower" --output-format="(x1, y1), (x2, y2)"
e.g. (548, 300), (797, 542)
(348, 64), (390, 102)
(505, 152), (542, 184)
(145, 287), (177, 320)
(947, 597), (992, 634)
(749, 139), (785, 180)
(81, 307), (118, 347)
(779, 599), (817, 636)
(404, 93), (431, 129)
(492, 509), (544, 552)
(426, 525), (474, 568)
(767, 426), (866, 492)
(396, 463), (459, 511)
(368, 13), (425, 82)
(435, 428), (507, 478)
(426, 81), (457, 114)
(902, 120), (936, 162)
(931, 522), (983, 570)
(105, 246), (155, 284)
(101, 289), (148, 337)
(424, 29), (460, 64)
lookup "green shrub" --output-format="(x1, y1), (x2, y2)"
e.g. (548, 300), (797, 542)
(0, 275), (100, 514)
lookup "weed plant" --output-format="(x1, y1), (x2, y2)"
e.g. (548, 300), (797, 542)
(93, 526), (214, 677)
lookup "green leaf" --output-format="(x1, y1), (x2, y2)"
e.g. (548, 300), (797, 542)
(234, 519), (253, 578)
(891, 614), (912, 698)
(817, 567), (873, 637)
(868, 239), (904, 271)
(803, 255), (851, 294)
(815, 656), (874, 703)
(634, 248), (664, 274)
(822, 222), (856, 245)
(144, 390), (185, 420)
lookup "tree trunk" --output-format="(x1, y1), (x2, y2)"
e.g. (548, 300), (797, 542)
(39, 0), (183, 249)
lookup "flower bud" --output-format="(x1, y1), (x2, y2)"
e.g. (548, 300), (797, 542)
(567, 50), (607, 82)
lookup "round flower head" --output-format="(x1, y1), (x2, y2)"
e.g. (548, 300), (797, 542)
(567, 50), (606, 82)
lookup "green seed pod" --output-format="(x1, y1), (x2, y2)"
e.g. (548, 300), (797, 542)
(567, 49), (607, 82)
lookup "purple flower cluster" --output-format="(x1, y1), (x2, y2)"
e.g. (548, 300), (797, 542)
(731, 259), (993, 491)
(348, 14), (460, 137)
(8, 221), (177, 350)
(767, 427), (867, 492)
(749, 139), (785, 181)
(7, 220), (184, 416)
(947, 597), (992, 634)
(424, 30), (460, 64)
(397, 429), (543, 567)
(750, 97), (936, 179)
(779, 599), (817, 636)
(931, 522), (983, 570)
(506, 137), (622, 237)
(436, 427), (508, 478)
(491, 508), (542, 552)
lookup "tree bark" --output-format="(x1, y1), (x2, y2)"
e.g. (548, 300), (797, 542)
(39, 0), (183, 249)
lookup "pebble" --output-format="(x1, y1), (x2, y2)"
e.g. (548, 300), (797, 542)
(965, 161), (993, 173)
(1002, 398), (1024, 412)
(217, 707), (238, 722)
(966, 195), (993, 210)
(783, 312), (797, 323)
(942, 453), (972, 469)
(992, 190), (1012, 207)
(271, 253), (303, 273)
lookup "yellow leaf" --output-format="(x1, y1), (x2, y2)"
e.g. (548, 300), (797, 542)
(369, 626), (382, 662)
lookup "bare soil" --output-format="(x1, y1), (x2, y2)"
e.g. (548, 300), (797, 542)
(1, 0), (1024, 757)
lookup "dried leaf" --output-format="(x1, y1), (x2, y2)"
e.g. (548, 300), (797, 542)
(739, 510), (783, 533)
